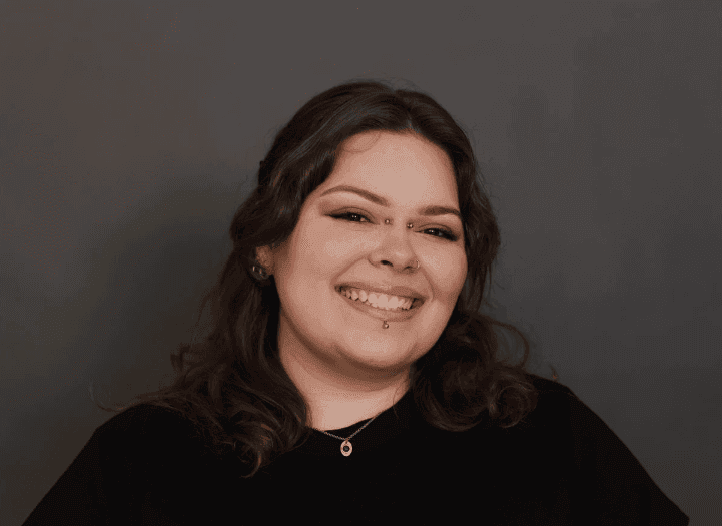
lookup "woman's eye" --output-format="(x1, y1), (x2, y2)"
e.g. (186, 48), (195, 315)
(330, 212), (458, 241)
(333, 212), (369, 223)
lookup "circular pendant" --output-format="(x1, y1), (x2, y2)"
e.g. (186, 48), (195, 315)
(340, 440), (352, 456)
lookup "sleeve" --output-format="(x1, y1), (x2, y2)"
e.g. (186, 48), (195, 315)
(567, 393), (690, 526)
(21, 429), (108, 526)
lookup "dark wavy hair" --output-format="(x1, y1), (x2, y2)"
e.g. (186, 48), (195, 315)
(91, 77), (551, 478)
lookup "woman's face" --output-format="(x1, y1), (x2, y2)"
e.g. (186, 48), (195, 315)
(258, 130), (467, 388)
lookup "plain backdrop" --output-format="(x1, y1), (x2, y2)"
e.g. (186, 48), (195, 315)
(2, 0), (719, 524)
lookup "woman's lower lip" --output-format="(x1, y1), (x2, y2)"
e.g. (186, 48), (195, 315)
(336, 289), (422, 322)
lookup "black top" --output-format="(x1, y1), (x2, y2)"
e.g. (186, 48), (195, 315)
(22, 374), (689, 525)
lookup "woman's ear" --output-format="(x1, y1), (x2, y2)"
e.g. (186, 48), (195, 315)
(255, 245), (274, 274)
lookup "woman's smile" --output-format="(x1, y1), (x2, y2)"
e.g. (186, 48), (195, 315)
(334, 284), (424, 323)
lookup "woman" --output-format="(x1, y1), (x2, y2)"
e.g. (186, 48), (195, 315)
(22, 79), (689, 525)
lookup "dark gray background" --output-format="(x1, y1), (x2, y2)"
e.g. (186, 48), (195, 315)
(2, 0), (719, 524)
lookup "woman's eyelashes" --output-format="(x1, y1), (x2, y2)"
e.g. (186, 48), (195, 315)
(330, 212), (458, 241)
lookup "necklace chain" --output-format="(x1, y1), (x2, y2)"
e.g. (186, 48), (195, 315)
(316, 413), (382, 456)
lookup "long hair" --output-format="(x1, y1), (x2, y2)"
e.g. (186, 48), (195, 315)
(91, 78), (548, 478)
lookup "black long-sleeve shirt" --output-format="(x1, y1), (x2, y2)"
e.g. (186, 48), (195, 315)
(21, 374), (690, 525)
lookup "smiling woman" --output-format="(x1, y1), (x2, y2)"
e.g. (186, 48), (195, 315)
(22, 78), (689, 525)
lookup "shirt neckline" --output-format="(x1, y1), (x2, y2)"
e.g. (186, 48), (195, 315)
(295, 387), (416, 457)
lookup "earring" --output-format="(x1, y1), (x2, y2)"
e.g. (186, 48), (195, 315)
(252, 264), (269, 280)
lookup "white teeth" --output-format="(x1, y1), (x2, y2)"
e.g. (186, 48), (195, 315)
(339, 287), (414, 311)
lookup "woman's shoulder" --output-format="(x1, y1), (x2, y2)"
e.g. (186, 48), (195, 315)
(93, 402), (200, 446)
(519, 372), (620, 441)
(512, 372), (586, 431)
(526, 372), (574, 395)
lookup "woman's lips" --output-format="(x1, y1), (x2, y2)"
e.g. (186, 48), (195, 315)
(335, 287), (423, 322)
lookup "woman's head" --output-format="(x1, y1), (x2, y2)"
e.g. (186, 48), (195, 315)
(240, 80), (498, 348)
(255, 130), (467, 400)
(238, 80), (500, 416)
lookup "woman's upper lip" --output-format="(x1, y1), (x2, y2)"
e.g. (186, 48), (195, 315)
(336, 282), (426, 302)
